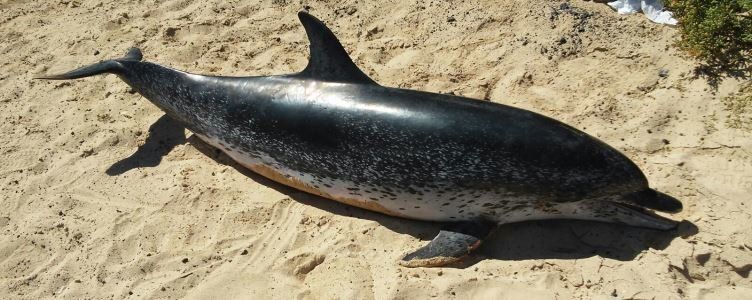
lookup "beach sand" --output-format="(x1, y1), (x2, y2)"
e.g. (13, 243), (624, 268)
(1, 0), (751, 298)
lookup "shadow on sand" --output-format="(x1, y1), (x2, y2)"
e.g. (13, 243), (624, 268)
(109, 115), (698, 267)
(106, 114), (187, 175)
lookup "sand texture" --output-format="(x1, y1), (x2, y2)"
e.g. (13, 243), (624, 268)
(1, 0), (751, 299)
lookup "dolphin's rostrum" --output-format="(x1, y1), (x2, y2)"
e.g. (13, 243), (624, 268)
(36, 11), (683, 267)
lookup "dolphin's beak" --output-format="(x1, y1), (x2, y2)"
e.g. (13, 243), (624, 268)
(621, 189), (683, 213)
(608, 201), (680, 230)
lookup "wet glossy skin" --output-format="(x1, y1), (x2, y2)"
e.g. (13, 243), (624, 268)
(111, 60), (664, 224)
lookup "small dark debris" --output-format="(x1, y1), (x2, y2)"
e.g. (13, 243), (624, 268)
(241, 249), (248, 255)
(164, 27), (177, 37)
(447, 16), (456, 22)
(181, 258), (189, 263)
(696, 253), (711, 265)
(80, 149), (94, 158)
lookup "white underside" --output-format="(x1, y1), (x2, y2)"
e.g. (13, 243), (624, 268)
(196, 134), (464, 221)
(194, 133), (675, 229)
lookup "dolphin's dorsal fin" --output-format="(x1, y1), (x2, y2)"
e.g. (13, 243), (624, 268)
(120, 47), (143, 61)
(296, 11), (377, 85)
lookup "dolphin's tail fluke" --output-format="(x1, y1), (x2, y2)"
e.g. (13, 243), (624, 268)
(622, 189), (683, 213)
(34, 47), (143, 80)
(34, 60), (123, 80)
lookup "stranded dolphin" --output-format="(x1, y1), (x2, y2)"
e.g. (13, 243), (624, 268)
(36, 11), (683, 267)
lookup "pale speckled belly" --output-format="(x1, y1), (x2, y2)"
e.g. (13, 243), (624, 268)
(195, 134), (466, 221)
(193, 134), (620, 225)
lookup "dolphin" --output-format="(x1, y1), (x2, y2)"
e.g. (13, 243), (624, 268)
(35, 11), (683, 267)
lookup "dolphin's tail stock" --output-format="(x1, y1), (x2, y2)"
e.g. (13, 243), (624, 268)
(34, 48), (143, 80)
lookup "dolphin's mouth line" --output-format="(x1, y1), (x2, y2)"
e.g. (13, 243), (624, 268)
(609, 201), (680, 230)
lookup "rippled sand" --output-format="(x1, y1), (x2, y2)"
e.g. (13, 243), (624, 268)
(1, 0), (750, 298)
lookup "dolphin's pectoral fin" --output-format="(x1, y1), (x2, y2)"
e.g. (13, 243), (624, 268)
(399, 221), (495, 268)
(399, 230), (481, 267)
(295, 11), (378, 85)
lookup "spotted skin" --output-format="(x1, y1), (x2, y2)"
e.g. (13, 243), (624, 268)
(115, 64), (679, 228)
(35, 12), (682, 267)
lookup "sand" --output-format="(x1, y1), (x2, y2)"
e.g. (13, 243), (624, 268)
(1, 0), (751, 299)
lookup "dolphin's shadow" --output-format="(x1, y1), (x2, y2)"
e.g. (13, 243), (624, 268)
(186, 133), (698, 266)
(106, 114), (187, 175)
(113, 116), (699, 265)
(467, 219), (697, 265)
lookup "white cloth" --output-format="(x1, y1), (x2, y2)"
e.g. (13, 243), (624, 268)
(608, 0), (678, 25)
